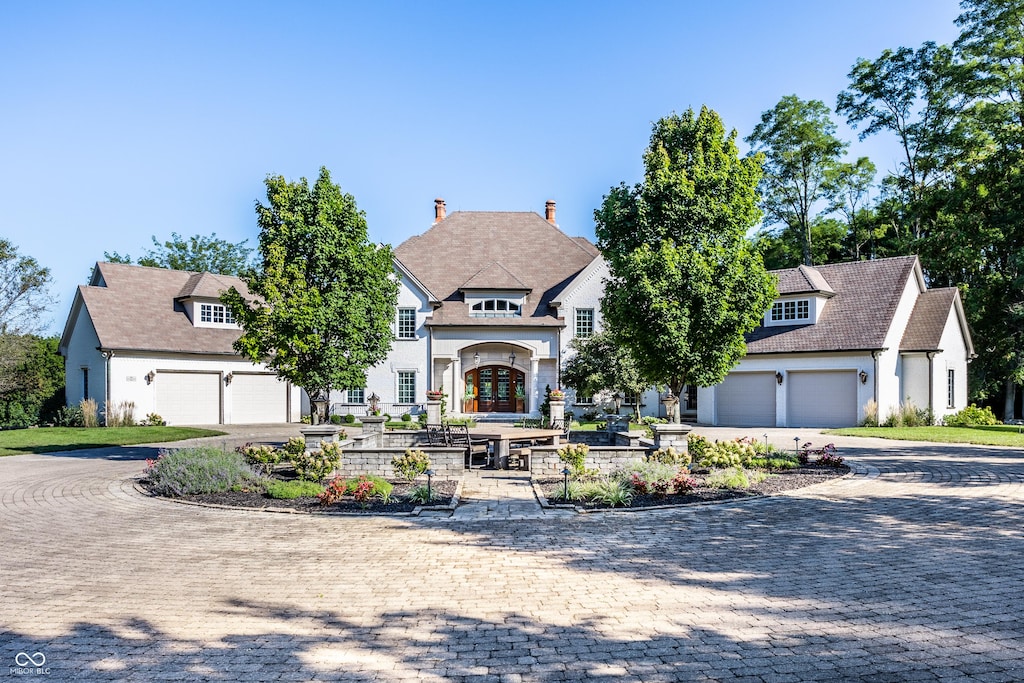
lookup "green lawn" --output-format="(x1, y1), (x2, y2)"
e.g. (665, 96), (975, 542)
(824, 424), (1024, 448)
(0, 426), (226, 456)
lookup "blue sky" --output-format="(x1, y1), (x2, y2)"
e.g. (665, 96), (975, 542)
(2, 1), (963, 335)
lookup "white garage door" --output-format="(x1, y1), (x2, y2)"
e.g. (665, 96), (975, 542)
(716, 372), (777, 426)
(231, 373), (288, 424)
(155, 372), (221, 425)
(787, 371), (858, 428)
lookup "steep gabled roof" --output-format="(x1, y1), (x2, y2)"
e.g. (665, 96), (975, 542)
(68, 262), (248, 354)
(900, 288), (959, 352)
(746, 256), (920, 354)
(394, 211), (600, 325)
(776, 264), (835, 296)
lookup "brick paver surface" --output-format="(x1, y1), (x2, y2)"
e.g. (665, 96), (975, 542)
(1, 429), (1023, 681)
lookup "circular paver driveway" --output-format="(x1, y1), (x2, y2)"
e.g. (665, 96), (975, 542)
(1, 431), (1023, 682)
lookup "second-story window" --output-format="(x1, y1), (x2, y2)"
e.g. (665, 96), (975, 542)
(575, 308), (594, 338)
(200, 303), (235, 324)
(397, 308), (416, 339)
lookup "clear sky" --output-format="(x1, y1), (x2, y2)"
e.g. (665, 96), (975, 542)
(2, 1), (964, 335)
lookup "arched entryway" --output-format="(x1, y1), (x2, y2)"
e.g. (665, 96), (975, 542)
(464, 366), (526, 413)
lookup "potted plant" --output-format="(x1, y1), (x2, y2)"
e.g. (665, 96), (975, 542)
(426, 389), (444, 401)
(515, 385), (526, 412)
(549, 388), (566, 401)
(463, 389), (475, 413)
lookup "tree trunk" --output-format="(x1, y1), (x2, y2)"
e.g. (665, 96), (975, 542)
(1005, 377), (1018, 421)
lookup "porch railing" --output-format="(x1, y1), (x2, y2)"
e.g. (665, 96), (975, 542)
(331, 402), (425, 418)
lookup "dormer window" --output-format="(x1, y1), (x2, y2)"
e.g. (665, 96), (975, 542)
(470, 299), (522, 318)
(771, 300), (809, 322)
(200, 303), (235, 324)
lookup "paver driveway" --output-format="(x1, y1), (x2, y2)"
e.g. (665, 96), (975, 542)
(1, 430), (1023, 682)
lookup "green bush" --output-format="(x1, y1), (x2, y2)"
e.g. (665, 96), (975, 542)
(883, 401), (935, 427)
(646, 446), (691, 467)
(745, 456), (799, 470)
(405, 484), (437, 504)
(705, 467), (751, 490)
(401, 412), (413, 423)
(696, 439), (756, 469)
(265, 479), (324, 499)
(237, 443), (282, 477)
(687, 433), (710, 463)
(556, 443), (590, 477)
(344, 475), (393, 500)
(392, 449), (430, 481)
(145, 447), (261, 497)
(344, 413), (356, 424)
(329, 414), (344, 425)
(290, 440), (342, 482)
(944, 404), (999, 427)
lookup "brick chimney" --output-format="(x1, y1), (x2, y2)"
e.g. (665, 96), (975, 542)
(434, 198), (446, 223)
(545, 200), (556, 225)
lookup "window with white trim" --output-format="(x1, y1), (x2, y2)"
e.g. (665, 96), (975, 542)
(397, 308), (417, 339)
(469, 299), (522, 317)
(947, 369), (955, 409)
(575, 308), (595, 338)
(348, 388), (365, 404)
(770, 299), (810, 322)
(397, 372), (416, 404)
(199, 303), (235, 324)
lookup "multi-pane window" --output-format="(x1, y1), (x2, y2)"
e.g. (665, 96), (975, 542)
(348, 388), (365, 404)
(82, 368), (89, 401)
(770, 300), (810, 322)
(469, 299), (522, 317)
(575, 308), (595, 338)
(947, 369), (956, 408)
(200, 303), (235, 324)
(397, 308), (417, 339)
(397, 371), (416, 404)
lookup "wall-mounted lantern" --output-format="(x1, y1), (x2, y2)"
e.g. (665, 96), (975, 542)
(145, 371), (156, 385)
(859, 370), (869, 384)
(776, 371), (784, 385)
(509, 350), (516, 367)
(473, 351), (480, 367)
(224, 372), (233, 385)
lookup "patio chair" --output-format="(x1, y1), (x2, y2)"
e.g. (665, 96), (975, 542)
(446, 424), (490, 468)
(425, 424), (448, 447)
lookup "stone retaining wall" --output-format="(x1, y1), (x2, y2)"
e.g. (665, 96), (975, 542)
(527, 446), (650, 476)
(338, 446), (464, 480)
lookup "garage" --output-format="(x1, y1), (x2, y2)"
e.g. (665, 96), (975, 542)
(155, 371), (221, 425)
(787, 370), (858, 428)
(231, 373), (289, 424)
(716, 372), (777, 426)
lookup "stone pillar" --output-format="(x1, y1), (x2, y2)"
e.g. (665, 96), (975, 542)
(549, 399), (565, 427)
(360, 415), (387, 448)
(650, 423), (692, 451)
(300, 424), (342, 451)
(425, 399), (442, 425)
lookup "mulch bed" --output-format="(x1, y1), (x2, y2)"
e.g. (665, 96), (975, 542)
(158, 479), (459, 514)
(537, 463), (850, 510)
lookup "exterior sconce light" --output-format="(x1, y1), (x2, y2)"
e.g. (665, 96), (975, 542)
(859, 370), (869, 384)
(473, 351), (480, 367)
(224, 372), (233, 385)
(776, 371), (784, 385)
(145, 371), (156, 385)
(509, 350), (516, 367)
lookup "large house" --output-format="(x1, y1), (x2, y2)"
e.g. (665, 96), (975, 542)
(60, 201), (974, 428)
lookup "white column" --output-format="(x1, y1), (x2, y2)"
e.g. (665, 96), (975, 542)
(530, 357), (540, 416)
(452, 357), (462, 414)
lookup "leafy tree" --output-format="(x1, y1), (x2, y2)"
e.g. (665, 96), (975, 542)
(0, 335), (64, 427)
(826, 157), (885, 260)
(104, 232), (253, 275)
(746, 95), (848, 266)
(595, 107), (777, 421)
(753, 217), (847, 271)
(222, 167), (398, 423)
(1, 239), (53, 394)
(561, 332), (648, 420)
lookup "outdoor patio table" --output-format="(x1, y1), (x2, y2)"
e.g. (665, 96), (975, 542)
(468, 427), (563, 470)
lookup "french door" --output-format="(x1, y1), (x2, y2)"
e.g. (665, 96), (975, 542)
(465, 366), (525, 412)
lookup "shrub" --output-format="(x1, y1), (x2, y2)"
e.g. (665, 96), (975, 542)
(265, 479), (324, 499)
(329, 414), (344, 425)
(290, 440), (342, 482)
(696, 439), (756, 469)
(883, 401), (934, 427)
(687, 433), (710, 463)
(556, 443), (590, 477)
(344, 413), (356, 424)
(401, 412), (413, 423)
(799, 442), (841, 466)
(80, 398), (99, 428)
(618, 460), (681, 495)
(104, 400), (136, 428)
(944, 404), (999, 427)
(406, 484), (438, 504)
(283, 436), (306, 457)
(705, 467), (750, 490)
(745, 456), (800, 470)
(318, 475), (393, 506)
(646, 446), (692, 467)
(549, 479), (633, 507)
(145, 447), (261, 497)
(862, 399), (879, 427)
(143, 412), (166, 427)
(672, 471), (697, 493)
(392, 449), (430, 481)
(54, 405), (84, 427)
(237, 443), (282, 477)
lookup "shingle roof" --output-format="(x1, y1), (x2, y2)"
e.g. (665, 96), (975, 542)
(776, 264), (835, 296)
(746, 256), (920, 354)
(460, 262), (531, 291)
(394, 211), (600, 325)
(76, 262), (248, 354)
(900, 288), (958, 351)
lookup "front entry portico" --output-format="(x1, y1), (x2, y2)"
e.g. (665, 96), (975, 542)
(464, 366), (526, 413)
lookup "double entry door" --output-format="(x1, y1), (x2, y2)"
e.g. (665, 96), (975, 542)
(465, 366), (525, 413)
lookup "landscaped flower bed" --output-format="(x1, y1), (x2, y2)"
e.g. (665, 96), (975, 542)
(141, 444), (457, 513)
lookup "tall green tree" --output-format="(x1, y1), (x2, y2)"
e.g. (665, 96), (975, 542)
(0, 335), (64, 427)
(826, 156), (884, 260)
(746, 95), (848, 266)
(561, 332), (648, 420)
(222, 167), (398, 423)
(0, 239), (53, 394)
(596, 107), (777, 421)
(104, 232), (254, 275)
